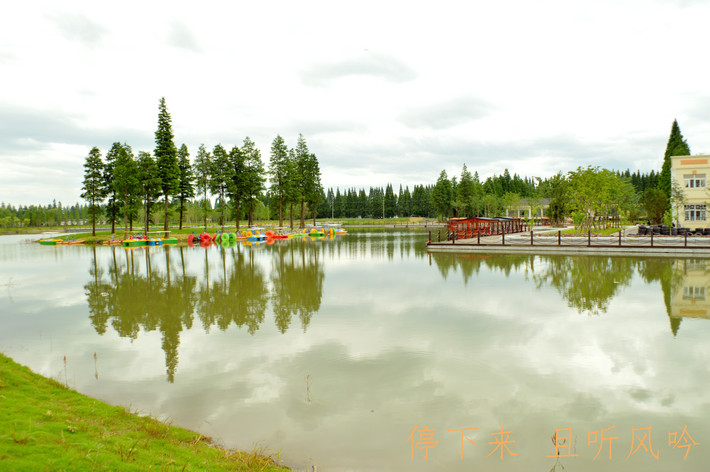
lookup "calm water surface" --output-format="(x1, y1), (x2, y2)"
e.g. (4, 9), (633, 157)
(1, 230), (709, 471)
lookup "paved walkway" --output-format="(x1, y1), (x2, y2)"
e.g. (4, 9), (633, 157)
(426, 226), (710, 257)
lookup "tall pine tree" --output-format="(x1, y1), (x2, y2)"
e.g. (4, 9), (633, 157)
(227, 145), (246, 230)
(210, 144), (232, 230)
(305, 153), (323, 224)
(432, 170), (453, 220)
(241, 137), (266, 226)
(136, 151), (161, 234)
(268, 135), (289, 227)
(456, 164), (474, 217)
(81, 147), (105, 236)
(154, 97), (179, 232)
(194, 144), (212, 231)
(285, 148), (298, 229)
(294, 134), (311, 228)
(112, 143), (139, 236)
(103, 142), (123, 233)
(176, 144), (195, 229)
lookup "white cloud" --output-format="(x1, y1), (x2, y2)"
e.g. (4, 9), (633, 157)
(300, 52), (417, 87)
(47, 11), (108, 47)
(166, 20), (202, 53)
(1, 0), (710, 205)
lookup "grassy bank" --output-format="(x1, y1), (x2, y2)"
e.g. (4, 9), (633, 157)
(0, 353), (290, 471)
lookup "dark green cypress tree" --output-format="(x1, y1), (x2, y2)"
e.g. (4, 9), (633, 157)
(319, 188), (332, 220)
(369, 187), (383, 218)
(358, 189), (368, 217)
(457, 164), (474, 217)
(432, 170), (453, 219)
(384, 183), (396, 218)
(154, 97), (179, 232)
(659, 119), (691, 200)
(334, 188), (343, 218)
(399, 185), (412, 217)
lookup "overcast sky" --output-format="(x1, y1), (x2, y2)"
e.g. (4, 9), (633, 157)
(2, 0), (710, 206)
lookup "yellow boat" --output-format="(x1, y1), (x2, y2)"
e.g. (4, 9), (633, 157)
(58, 239), (85, 245)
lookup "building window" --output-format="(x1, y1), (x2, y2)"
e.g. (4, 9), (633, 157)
(684, 174), (706, 188)
(685, 260), (708, 272)
(683, 286), (705, 301)
(685, 204), (707, 221)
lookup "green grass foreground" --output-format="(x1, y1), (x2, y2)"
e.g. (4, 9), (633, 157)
(0, 353), (291, 472)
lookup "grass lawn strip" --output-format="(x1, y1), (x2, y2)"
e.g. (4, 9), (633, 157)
(0, 353), (290, 471)
(558, 227), (622, 236)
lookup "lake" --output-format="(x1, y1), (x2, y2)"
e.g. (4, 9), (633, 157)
(0, 230), (708, 471)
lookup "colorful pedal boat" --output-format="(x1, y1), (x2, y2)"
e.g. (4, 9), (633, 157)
(58, 239), (85, 245)
(122, 239), (147, 248)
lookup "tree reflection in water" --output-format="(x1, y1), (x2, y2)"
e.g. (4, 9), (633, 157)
(431, 253), (634, 315)
(271, 241), (324, 333)
(84, 241), (324, 382)
(531, 256), (635, 315)
(197, 244), (269, 334)
(432, 252), (680, 316)
(431, 252), (710, 336)
(430, 252), (534, 284)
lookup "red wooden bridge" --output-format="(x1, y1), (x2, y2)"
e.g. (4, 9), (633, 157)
(447, 216), (526, 240)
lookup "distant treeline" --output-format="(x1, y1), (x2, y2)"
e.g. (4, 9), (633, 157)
(0, 201), (90, 228)
(2, 168), (661, 228)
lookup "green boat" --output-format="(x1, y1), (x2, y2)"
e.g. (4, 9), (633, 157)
(122, 239), (147, 248)
(39, 239), (60, 246)
(160, 237), (178, 245)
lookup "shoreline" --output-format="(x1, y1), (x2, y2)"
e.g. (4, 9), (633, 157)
(24, 223), (442, 245)
(426, 243), (710, 258)
(427, 228), (710, 257)
(0, 352), (291, 471)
